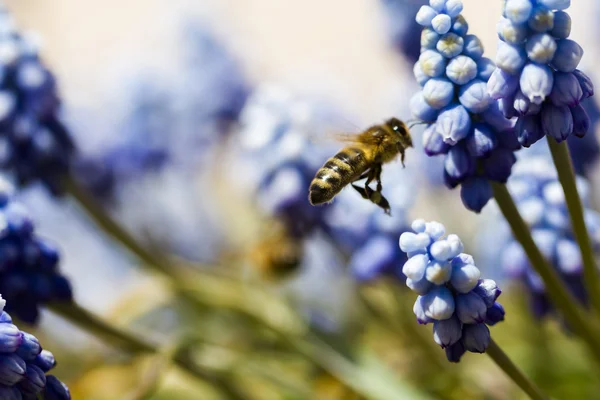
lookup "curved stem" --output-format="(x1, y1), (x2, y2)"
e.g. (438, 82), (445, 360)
(48, 301), (248, 400)
(486, 339), (549, 400)
(492, 182), (600, 366)
(547, 138), (600, 316)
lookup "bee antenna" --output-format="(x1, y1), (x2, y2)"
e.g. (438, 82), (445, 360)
(407, 120), (429, 129)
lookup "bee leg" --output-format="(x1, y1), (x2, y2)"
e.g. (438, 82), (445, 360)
(373, 164), (383, 192)
(372, 165), (391, 215)
(351, 184), (370, 199)
(400, 149), (406, 168)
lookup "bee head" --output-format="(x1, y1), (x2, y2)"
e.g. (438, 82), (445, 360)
(386, 117), (413, 149)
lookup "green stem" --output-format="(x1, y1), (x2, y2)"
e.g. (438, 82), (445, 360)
(48, 301), (248, 400)
(547, 138), (600, 315)
(492, 182), (600, 366)
(486, 339), (549, 400)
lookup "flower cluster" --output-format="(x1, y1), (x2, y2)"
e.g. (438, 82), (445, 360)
(0, 6), (75, 194)
(0, 296), (70, 399)
(0, 178), (72, 324)
(489, 0), (594, 146)
(410, 0), (519, 212)
(498, 156), (600, 318)
(400, 219), (505, 362)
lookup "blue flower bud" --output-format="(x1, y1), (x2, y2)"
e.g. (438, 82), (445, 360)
(411, 219), (427, 233)
(0, 386), (20, 400)
(571, 103), (590, 138)
(399, 232), (432, 253)
(413, 62), (430, 87)
(421, 28), (440, 50)
(552, 39), (583, 73)
(402, 253), (429, 281)
(520, 63), (554, 104)
(482, 100), (515, 132)
(460, 177), (493, 212)
(15, 332), (40, 362)
(456, 292), (487, 324)
(463, 35), (484, 60)
(446, 55), (477, 85)
(482, 148), (517, 182)
(419, 50), (447, 77)
(538, 0), (570, 10)
(473, 279), (502, 307)
(410, 92), (439, 122)
(416, 6), (438, 27)
(446, 234), (464, 258)
(500, 95), (517, 119)
(425, 221), (446, 240)
(528, 5), (554, 32)
(0, 313), (11, 324)
(45, 375), (71, 400)
(432, 14), (452, 34)
(573, 70), (593, 99)
(497, 17), (528, 45)
(437, 104), (472, 144)
(445, 340), (466, 362)
(525, 33), (556, 64)
(445, 0), (463, 18)
(33, 350), (56, 373)
(459, 80), (491, 113)
(437, 33), (464, 58)
(450, 254), (481, 293)
(0, 324), (21, 353)
(423, 124), (450, 155)
(556, 239), (581, 274)
(433, 315), (462, 348)
(496, 41), (527, 74)
(429, 0), (447, 13)
(550, 72), (582, 107)
(19, 364), (46, 395)
(451, 15), (469, 36)
(550, 11), (571, 39)
(421, 286), (456, 320)
(407, 276), (434, 295)
(413, 296), (434, 324)
(541, 102), (573, 142)
(495, 127), (521, 150)
(477, 57), (496, 81)
(466, 123), (497, 157)
(430, 240), (454, 261)
(462, 323), (490, 353)
(425, 261), (452, 284)
(423, 78), (455, 109)
(504, 0), (533, 24)
(444, 144), (474, 183)
(487, 68), (519, 100)
(513, 90), (541, 116)
(0, 354), (25, 386)
(516, 114), (544, 147)
(485, 302), (506, 325)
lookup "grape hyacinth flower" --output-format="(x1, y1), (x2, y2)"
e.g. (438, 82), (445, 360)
(0, 177), (72, 324)
(497, 155), (600, 318)
(411, 0), (519, 212)
(0, 5), (75, 194)
(400, 219), (505, 362)
(489, 0), (594, 146)
(0, 295), (70, 399)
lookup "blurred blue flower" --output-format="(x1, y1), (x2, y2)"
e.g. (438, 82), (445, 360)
(411, 0), (519, 212)
(400, 219), (504, 362)
(380, 0), (428, 63)
(490, 1), (594, 146)
(0, 177), (72, 324)
(493, 155), (599, 318)
(0, 6), (75, 194)
(0, 296), (70, 399)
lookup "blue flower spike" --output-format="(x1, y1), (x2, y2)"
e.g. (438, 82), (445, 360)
(411, 0), (518, 213)
(490, 0), (593, 146)
(400, 219), (504, 362)
(0, 295), (70, 399)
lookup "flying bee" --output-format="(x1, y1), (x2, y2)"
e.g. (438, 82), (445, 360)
(308, 117), (413, 215)
(248, 224), (302, 280)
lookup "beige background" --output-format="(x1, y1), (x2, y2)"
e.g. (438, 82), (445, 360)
(3, 0), (596, 126)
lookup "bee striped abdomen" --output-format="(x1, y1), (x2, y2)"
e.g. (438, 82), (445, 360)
(309, 147), (367, 205)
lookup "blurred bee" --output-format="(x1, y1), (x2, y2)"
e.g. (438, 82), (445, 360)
(308, 117), (413, 215)
(248, 225), (302, 280)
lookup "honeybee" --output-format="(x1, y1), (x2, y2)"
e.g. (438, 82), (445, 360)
(308, 117), (413, 214)
(248, 224), (302, 280)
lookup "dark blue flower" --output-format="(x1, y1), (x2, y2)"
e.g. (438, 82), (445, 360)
(400, 219), (504, 362)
